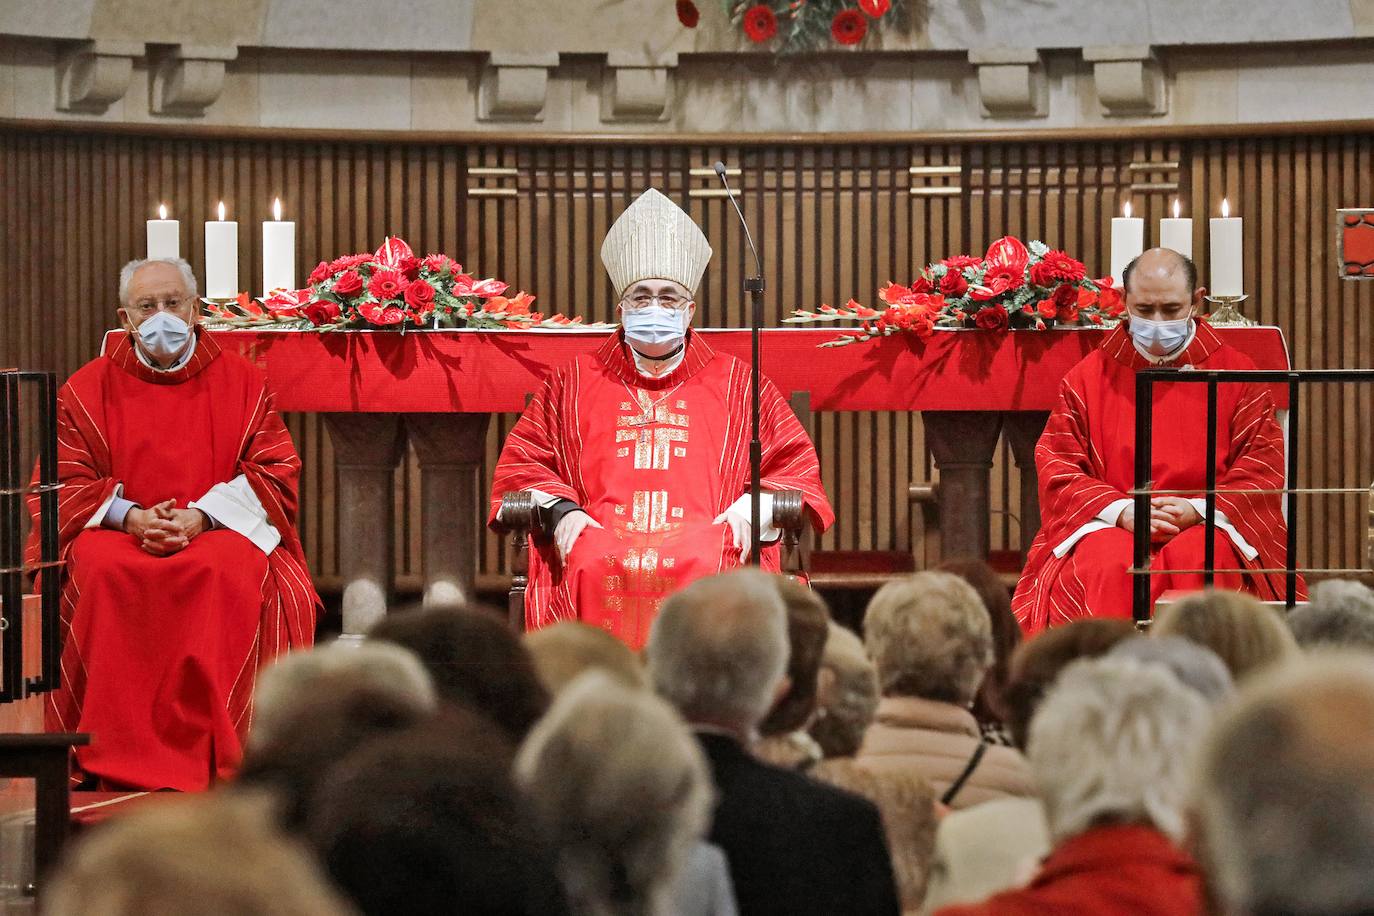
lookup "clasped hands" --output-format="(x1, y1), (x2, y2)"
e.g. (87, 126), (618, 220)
(1119, 496), (1201, 543)
(123, 499), (208, 556)
(551, 507), (755, 562)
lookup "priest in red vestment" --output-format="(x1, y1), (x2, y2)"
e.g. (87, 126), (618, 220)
(26, 258), (318, 790)
(490, 189), (833, 648)
(1013, 248), (1303, 635)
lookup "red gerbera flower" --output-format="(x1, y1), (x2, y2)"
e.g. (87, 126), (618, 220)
(858, 0), (890, 15)
(743, 4), (777, 42)
(831, 9), (867, 44)
(367, 269), (407, 302)
(676, 0), (700, 28)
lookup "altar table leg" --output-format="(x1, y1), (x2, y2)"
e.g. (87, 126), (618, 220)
(1003, 411), (1051, 553)
(922, 412), (1004, 563)
(404, 414), (492, 609)
(322, 414), (406, 636)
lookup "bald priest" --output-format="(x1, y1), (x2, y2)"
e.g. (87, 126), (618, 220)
(490, 189), (833, 649)
(26, 258), (318, 791)
(1013, 248), (1304, 635)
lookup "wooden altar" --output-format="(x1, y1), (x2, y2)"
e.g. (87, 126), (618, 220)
(189, 326), (1292, 635)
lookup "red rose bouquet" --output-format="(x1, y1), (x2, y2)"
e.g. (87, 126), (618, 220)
(786, 236), (1124, 347)
(205, 237), (607, 331)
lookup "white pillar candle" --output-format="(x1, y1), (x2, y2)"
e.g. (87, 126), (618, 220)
(1209, 198), (1244, 297)
(205, 201), (239, 299)
(146, 203), (179, 259)
(261, 198), (296, 296)
(1110, 200), (1144, 287)
(1159, 199), (1193, 260)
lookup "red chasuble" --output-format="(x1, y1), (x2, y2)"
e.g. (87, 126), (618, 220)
(25, 329), (318, 790)
(1013, 321), (1304, 635)
(490, 330), (833, 649)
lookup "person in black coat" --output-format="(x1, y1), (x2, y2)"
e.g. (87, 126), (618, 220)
(646, 569), (901, 916)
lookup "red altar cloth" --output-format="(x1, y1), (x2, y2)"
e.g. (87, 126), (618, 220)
(109, 327), (1292, 412)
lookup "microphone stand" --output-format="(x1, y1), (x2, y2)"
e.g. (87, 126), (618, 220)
(714, 162), (764, 567)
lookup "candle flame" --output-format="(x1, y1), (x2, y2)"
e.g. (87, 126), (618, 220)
(273, 197), (282, 221)
(1173, 199), (1180, 220)
(158, 203), (168, 220)
(1123, 201), (1132, 219)
(1221, 198), (1230, 218)
(217, 201), (226, 221)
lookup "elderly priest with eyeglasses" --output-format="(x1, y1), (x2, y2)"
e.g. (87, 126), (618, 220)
(25, 257), (318, 791)
(490, 189), (833, 649)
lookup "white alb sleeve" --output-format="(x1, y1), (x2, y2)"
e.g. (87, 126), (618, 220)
(724, 492), (778, 542)
(189, 474), (282, 555)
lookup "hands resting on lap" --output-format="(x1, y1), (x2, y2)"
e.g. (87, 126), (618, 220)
(124, 499), (209, 556)
(551, 508), (755, 562)
(1119, 496), (1201, 544)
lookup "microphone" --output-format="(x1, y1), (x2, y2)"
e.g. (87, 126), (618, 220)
(714, 161), (764, 280)
(713, 161), (766, 566)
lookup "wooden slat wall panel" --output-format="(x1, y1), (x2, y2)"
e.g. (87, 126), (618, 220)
(3, 128), (1371, 587)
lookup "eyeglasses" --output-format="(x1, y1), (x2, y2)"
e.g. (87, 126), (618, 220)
(621, 293), (692, 311)
(128, 295), (194, 316)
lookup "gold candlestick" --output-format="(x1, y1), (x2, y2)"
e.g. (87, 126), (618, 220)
(1205, 294), (1254, 327)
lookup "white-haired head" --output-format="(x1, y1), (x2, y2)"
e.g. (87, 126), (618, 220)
(1028, 656), (1211, 842)
(118, 257), (198, 307)
(515, 670), (713, 916)
(1288, 580), (1374, 651)
(250, 641), (437, 751)
(1194, 652), (1374, 915)
(646, 569), (788, 734)
(863, 571), (993, 705)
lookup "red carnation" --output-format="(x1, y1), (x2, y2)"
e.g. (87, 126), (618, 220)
(942, 254), (982, 271)
(422, 254), (450, 275)
(939, 270), (968, 298)
(328, 253), (370, 274)
(403, 278), (437, 316)
(308, 260), (332, 285)
(743, 4), (777, 42)
(1029, 250), (1087, 288)
(974, 304), (1009, 330)
(332, 269), (364, 298)
(858, 0), (890, 15)
(368, 269), (407, 302)
(676, 0), (700, 28)
(831, 8), (867, 44)
(302, 300), (342, 326)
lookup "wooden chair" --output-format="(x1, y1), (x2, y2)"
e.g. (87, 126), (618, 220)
(495, 391), (816, 631)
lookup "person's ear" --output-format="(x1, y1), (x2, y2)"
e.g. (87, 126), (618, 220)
(117, 307), (135, 333)
(1191, 286), (1207, 314)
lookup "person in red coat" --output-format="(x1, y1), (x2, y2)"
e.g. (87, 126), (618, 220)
(933, 655), (1211, 916)
(1013, 248), (1303, 635)
(26, 258), (318, 791)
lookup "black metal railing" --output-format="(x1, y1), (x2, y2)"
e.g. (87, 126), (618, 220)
(0, 370), (63, 703)
(1132, 368), (1374, 624)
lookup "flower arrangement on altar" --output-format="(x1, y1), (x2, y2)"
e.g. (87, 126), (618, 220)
(205, 237), (608, 331)
(674, 0), (901, 54)
(785, 236), (1126, 347)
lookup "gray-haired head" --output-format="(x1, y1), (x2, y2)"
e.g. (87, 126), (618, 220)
(1028, 656), (1211, 842)
(1108, 635), (1234, 704)
(1288, 580), (1374, 651)
(118, 257), (198, 307)
(1194, 652), (1374, 915)
(514, 670), (713, 916)
(250, 641), (437, 751)
(646, 569), (788, 734)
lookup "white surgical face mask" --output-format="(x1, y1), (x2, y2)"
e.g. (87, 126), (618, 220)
(1129, 314), (1192, 357)
(136, 311), (193, 362)
(621, 304), (688, 347)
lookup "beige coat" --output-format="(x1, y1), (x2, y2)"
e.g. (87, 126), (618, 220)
(856, 696), (1035, 810)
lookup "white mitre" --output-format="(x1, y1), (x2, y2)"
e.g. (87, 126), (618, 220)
(600, 188), (712, 298)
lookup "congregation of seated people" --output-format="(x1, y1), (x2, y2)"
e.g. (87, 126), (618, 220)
(41, 572), (1374, 916)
